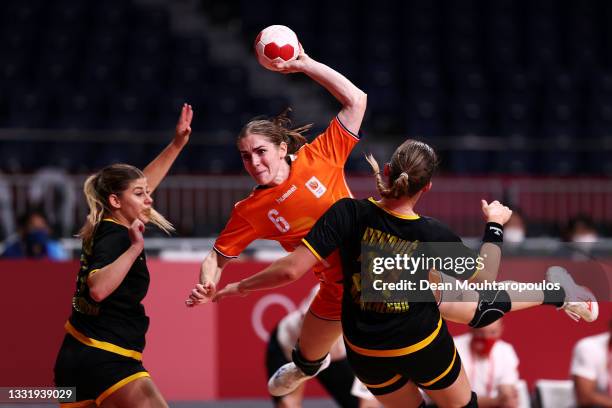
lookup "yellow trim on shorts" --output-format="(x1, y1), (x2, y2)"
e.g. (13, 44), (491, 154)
(419, 346), (458, 387)
(344, 316), (442, 357)
(64, 321), (143, 360)
(60, 400), (95, 408)
(95, 371), (150, 406)
(368, 198), (420, 220)
(362, 374), (403, 389)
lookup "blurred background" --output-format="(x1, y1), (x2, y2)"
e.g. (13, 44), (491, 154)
(0, 0), (611, 406)
(0, 0), (610, 248)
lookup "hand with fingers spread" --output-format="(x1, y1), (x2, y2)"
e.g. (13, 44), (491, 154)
(185, 281), (217, 307)
(173, 103), (193, 149)
(128, 219), (145, 251)
(212, 282), (246, 302)
(481, 199), (513, 225)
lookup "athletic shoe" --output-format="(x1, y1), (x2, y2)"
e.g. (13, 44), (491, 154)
(268, 354), (331, 396)
(546, 266), (599, 322)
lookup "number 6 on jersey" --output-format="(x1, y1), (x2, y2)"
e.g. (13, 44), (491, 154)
(268, 209), (290, 233)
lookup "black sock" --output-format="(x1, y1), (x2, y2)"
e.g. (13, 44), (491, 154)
(292, 344), (328, 376)
(543, 287), (566, 307)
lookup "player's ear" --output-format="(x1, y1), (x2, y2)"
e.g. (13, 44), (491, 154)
(422, 181), (432, 193)
(108, 194), (121, 209)
(279, 141), (288, 158)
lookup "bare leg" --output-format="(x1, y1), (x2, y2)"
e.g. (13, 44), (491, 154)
(100, 377), (168, 408)
(424, 364), (472, 408)
(371, 380), (424, 408)
(297, 311), (342, 361)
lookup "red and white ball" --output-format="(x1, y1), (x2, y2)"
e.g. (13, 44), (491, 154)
(254, 25), (300, 71)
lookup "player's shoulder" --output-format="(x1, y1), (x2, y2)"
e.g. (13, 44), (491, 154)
(418, 215), (459, 241)
(96, 219), (127, 237)
(93, 219), (130, 246)
(232, 188), (262, 213)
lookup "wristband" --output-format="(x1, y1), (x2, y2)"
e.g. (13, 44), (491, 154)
(483, 222), (504, 246)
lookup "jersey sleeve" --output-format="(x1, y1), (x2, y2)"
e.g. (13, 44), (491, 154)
(213, 210), (258, 258)
(307, 116), (360, 167)
(302, 198), (357, 262)
(89, 227), (132, 272)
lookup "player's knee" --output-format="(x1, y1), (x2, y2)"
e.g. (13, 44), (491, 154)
(468, 289), (511, 328)
(461, 391), (478, 408)
(291, 343), (328, 376)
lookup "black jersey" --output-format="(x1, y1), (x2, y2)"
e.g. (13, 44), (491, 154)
(303, 197), (477, 352)
(69, 219), (150, 352)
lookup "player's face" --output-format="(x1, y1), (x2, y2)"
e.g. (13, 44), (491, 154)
(116, 178), (153, 224)
(238, 133), (287, 185)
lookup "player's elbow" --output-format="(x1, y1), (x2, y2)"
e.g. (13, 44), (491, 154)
(88, 286), (108, 303)
(87, 279), (110, 302)
(351, 91), (367, 113)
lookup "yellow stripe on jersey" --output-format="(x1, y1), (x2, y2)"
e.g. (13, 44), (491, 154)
(102, 218), (123, 225)
(96, 372), (150, 406)
(64, 321), (143, 360)
(419, 346), (458, 387)
(301, 239), (330, 267)
(344, 316), (442, 357)
(368, 198), (420, 220)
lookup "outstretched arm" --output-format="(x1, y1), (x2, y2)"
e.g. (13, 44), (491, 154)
(213, 245), (318, 301)
(185, 249), (232, 307)
(273, 49), (367, 134)
(144, 103), (193, 192)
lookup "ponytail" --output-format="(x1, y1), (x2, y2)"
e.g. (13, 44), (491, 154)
(365, 154), (411, 199)
(77, 164), (175, 248)
(78, 174), (105, 246)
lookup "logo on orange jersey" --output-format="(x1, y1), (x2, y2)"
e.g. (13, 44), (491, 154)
(276, 184), (297, 204)
(305, 176), (327, 198)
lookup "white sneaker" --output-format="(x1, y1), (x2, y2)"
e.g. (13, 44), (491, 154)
(268, 354), (331, 397)
(546, 266), (599, 322)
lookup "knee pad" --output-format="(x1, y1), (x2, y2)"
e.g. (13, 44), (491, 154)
(468, 289), (511, 328)
(462, 391), (478, 408)
(291, 343), (328, 376)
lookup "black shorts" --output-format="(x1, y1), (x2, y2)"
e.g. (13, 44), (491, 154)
(54, 334), (149, 406)
(344, 319), (461, 396)
(266, 326), (359, 408)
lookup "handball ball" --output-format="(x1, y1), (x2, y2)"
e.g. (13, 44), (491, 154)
(254, 25), (300, 71)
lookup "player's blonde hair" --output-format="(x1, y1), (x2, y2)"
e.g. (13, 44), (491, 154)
(238, 108), (312, 154)
(78, 164), (174, 246)
(365, 140), (438, 199)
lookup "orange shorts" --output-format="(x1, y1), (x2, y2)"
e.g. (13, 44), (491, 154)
(308, 281), (343, 321)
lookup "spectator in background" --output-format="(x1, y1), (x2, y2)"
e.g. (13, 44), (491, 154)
(1, 209), (68, 260)
(453, 320), (520, 408)
(564, 215), (600, 260)
(571, 319), (612, 408)
(505, 210), (526, 245)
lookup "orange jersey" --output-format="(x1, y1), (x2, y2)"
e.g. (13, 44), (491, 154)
(214, 116), (360, 284)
